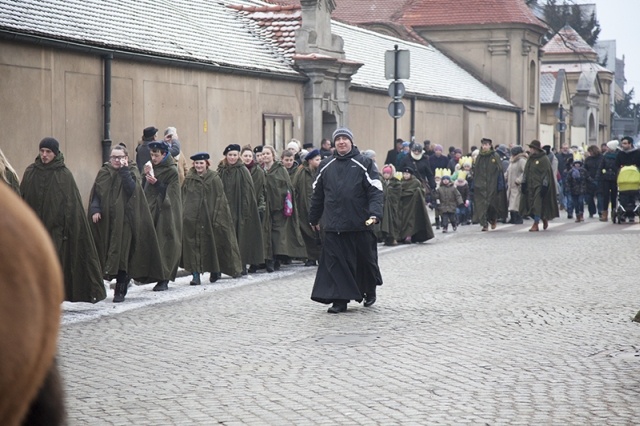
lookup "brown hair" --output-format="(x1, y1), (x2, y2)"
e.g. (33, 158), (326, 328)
(587, 144), (601, 156)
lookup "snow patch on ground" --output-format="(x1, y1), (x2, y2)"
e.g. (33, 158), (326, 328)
(61, 267), (305, 325)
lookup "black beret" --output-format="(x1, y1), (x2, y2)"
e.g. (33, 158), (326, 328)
(148, 141), (169, 152)
(402, 167), (415, 175)
(253, 145), (264, 154)
(190, 152), (210, 161)
(302, 142), (314, 149)
(223, 144), (241, 156)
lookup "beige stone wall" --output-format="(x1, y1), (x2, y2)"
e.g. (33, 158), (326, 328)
(417, 26), (543, 147)
(348, 90), (517, 168)
(0, 41), (304, 203)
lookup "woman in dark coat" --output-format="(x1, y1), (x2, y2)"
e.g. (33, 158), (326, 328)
(261, 145), (306, 271)
(292, 149), (323, 266)
(21, 137), (106, 303)
(89, 144), (164, 302)
(519, 140), (559, 231)
(217, 144), (265, 275)
(583, 144), (603, 219)
(398, 166), (435, 243)
(182, 152), (242, 284)
(598, 140), (618, 222)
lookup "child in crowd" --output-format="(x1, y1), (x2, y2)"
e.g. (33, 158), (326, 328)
(454, 171), (471, 225)
(434, 175), (463, 232)
(565, 158), (588, 222)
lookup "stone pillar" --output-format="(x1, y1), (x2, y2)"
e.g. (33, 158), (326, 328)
(295, 0), (362, 145)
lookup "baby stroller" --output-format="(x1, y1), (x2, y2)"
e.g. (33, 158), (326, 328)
(614, 165), (640, 223)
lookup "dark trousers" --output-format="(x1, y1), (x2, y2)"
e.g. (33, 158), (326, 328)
(600, 181), (618, 213)
(571, 194), (585, 215)
(441, 212), (457, 228)
(585, 186), (603, 216)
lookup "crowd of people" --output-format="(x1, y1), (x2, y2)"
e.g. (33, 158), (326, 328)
(1, 128), (638, 310)
(378, 135), (640, 236)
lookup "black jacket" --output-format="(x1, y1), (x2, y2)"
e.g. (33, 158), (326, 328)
(401, 154), (436, 190)
(615, 147), (640, 169)
(309, 147), (383, 232)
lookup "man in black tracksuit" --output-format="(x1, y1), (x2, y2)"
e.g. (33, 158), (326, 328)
(309, 127), (384, 314)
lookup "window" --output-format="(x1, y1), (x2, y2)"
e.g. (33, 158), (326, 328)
(263, 114), (294, 153)
(528, 60), (536, 112)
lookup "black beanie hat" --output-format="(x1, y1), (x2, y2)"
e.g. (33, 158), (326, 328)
(39, 137), (60, 155)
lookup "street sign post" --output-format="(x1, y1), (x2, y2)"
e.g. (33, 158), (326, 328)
(385, 45), (410, 147)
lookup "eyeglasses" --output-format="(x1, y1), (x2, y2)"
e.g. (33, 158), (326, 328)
(110, 156), (126, 161)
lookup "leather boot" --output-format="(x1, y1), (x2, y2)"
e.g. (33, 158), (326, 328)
(190, 273), (201, 286)
(113, 282), (125, 303)
(529, 222), (539, 232)
(266, 259), (275, 273)
(599, 211), (608, 222)
(542, 218), (549, 230)
(153, 280), (169, 291)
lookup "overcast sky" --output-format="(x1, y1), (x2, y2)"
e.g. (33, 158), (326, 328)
(578, 0), (640, 101)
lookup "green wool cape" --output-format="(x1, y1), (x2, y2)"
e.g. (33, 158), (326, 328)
(181, 168), (242, 277)
(21, 153), (106, 303)
(519, 150), (560, 220)
(248, 162), (266, 218)
(144, 154), (183, 281)
(472, 149), (508, 223)
(398, 177), (434, 243)
(89, 163), (164, 283)
(263, 161), (306, 259)
(380, 177), (402, 242)
(217, 159), (265, 265)
(292, 163), (321, 261)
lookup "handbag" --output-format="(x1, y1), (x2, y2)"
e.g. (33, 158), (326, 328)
(283, 190), (293, 217)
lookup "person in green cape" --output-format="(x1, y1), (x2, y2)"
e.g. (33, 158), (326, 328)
(143, 141), (183, 291)
(21, 137), (106, 303)
(88, 144), (165, 302)
(379, 164), (402, 245)
(241, 145), (267, 273)
(398, 166), (435, 243)
(292, 149), (323, 266)
(217, 144), (264, 275)
(261, 145), (306, 271)
(181, 152), (243, 284)
(472, 138), (508, 231)
(519, 140), (560, 231)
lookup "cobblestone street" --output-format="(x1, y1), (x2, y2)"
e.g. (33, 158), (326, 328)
(59, 218), (640, 425)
